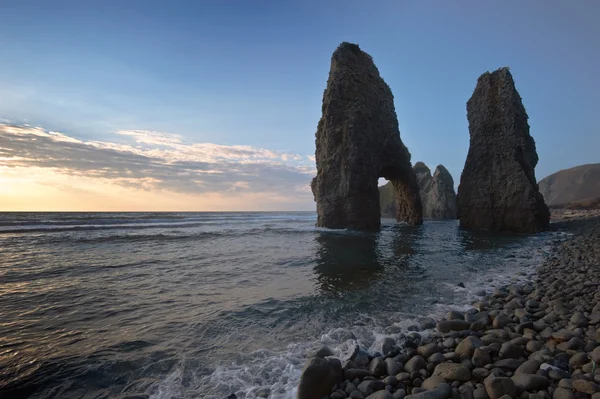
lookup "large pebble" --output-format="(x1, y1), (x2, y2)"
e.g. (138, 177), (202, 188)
(436, 320), (470, 333)
(346, 369), (371, 380)
(366, 391), (393, 399)
(484, 376), (516, 399)
(404, 383), (452, 399)
(405, 356), (427, 373)
(432, 363), (471, 382)
(456, 336), (483, 357)
(370, 357), (386, 377)
(472, 348), (491, 368)
(552, 387), (575, 399)
(515, 359), (541, 374)
(385, 358), (402, 376)
(417, 343), (439, 359)
(573, 379), (600, 394)
(511, 373), (550, 393)
(499, 342), (524, 359)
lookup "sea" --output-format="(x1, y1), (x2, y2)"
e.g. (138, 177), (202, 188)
(0, 212), (563, 399)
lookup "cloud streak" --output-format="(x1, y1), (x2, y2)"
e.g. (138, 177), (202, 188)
(0, 123), (316, 209)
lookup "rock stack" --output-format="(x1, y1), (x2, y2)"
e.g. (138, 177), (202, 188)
(379, 163), (457, 220)
(457, 67), (549, 233)
(311, 42), (422, 230)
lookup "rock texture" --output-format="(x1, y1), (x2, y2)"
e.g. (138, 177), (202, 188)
(380, 163), (456, 219)
(457, 67), (549, 232)
(311, 42), (422, 230)
(378, 181), (396, 219)
(426, 165), (457, 219)
(538, 163), (600, 207)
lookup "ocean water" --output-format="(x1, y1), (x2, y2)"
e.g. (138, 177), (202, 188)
(0, 212), (561, 399)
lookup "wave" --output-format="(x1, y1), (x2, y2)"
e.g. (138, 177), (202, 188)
(147, 230), (563, 399)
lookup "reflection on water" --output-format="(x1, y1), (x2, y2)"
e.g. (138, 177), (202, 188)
(0, 213), (558, 399)
(313, 232), (382, 292)
(313, 223), (425, 293)
(458, 227), (530, 251)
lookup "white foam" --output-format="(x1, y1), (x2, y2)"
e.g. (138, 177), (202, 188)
(148, 230), (568, 399)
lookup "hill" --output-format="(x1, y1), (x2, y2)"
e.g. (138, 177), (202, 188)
(538, 163), (600, 208)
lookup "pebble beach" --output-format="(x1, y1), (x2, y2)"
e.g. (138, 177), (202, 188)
(301, 215), (600, 399)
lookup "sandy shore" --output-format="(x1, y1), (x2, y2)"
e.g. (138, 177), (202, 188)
(299, 215), (600, 399)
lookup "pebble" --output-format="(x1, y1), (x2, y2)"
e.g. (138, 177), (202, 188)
(304, 218), (600, 399)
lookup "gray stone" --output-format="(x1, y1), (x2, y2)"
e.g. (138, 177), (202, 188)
(298, 357), (343, 399)
(346, 383), (358, 395)
(526, 340), (542, 353)
(404, 383), (452, 399)
(590, 346), (600, 364)
(312, 42), (422, 230)
(573, 379), (600, 394)
(474, 387), (490, 399)
(385, 358), (402, 377)
(421, 376), (447, 390)
(456, 336), (483, 357)
(383, 376), (397, 386)
(552, 387), (575, 399)
(432, 363), (471, 382)
(392, 390), (406, 399)
(366, 391), (393, 399)
(405, 356), (427, 373)
(428, 353), (446, 365)
(437, 320), (470, 333)
(457, 67), (549, 232)
(473, 368), (490, 379)
(484, 376), (517, 399)
(569, 312), (587, 327)
(569, 352), (588, 367)
(499, 342), (524, 359)
(370, 357), (386, 377)
(315, 346), (335, 358)
(346, 369), (372, 380)
(350, 391), (366, 399)
(511, 374), (550, 393)
(358, 380), (385, 396)
(472, 348), (492, 368)
(515, 359), (542, 375)
(418, 343), (439, 359)
(382, 338), (398, 356)
(492, 314), (511, 329)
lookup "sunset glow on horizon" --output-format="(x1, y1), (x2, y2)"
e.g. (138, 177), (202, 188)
(0, 123), (316, 211)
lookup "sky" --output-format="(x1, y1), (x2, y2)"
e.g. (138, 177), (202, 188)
(0, 0), (598, 211)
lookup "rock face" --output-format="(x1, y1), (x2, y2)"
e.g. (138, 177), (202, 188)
(381, 162), (456, 219)
(457, 67), (549, 232)
(311, 42), (422, 230)
(425, 164), (457, 219)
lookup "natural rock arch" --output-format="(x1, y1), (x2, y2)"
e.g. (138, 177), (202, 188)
(311, 42), (422, 230)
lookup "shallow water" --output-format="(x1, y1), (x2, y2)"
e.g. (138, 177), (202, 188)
(0, 212), (560, 399)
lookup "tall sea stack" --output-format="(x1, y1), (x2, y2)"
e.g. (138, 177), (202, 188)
(311, 42), (422, 230)
(457, 67), (550, 232)
(429, 165), (457, 219)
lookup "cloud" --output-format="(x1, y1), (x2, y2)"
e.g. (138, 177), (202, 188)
(0, 123), (317, 209)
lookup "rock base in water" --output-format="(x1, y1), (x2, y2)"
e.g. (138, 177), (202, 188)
(311, 42), (422, 230)
(457, 67), (549, 233)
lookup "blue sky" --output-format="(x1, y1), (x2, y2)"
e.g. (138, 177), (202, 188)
(0, 1), (598, 210)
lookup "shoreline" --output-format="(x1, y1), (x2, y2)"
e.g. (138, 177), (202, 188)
(299, 215), (600, 399)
